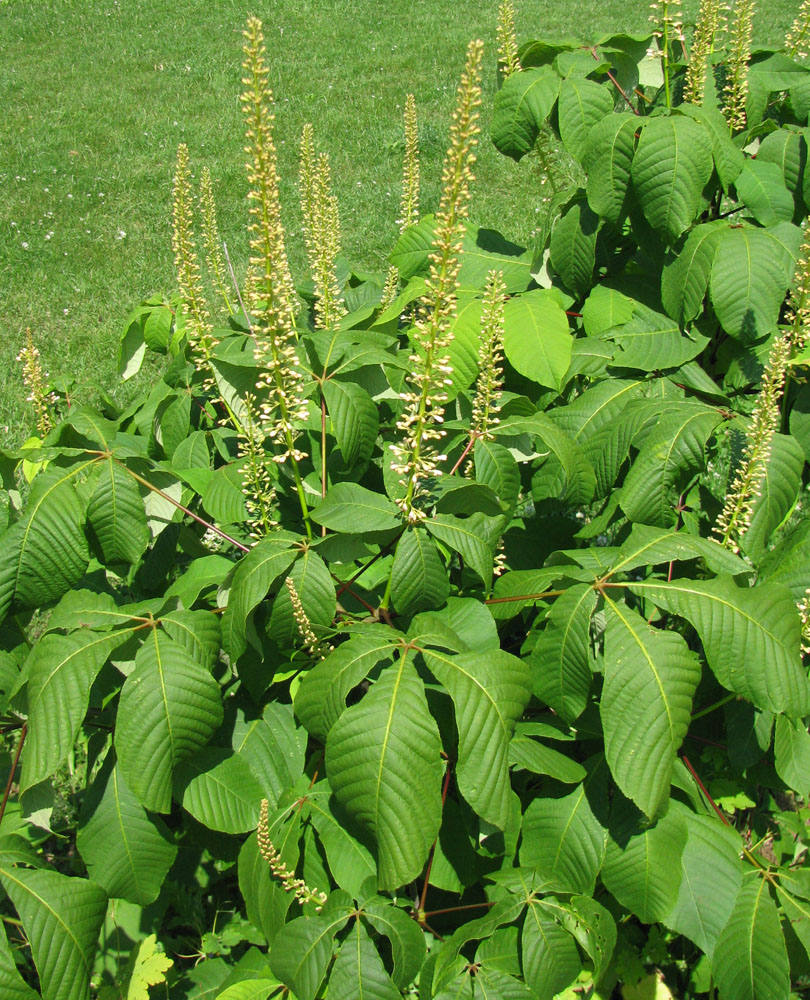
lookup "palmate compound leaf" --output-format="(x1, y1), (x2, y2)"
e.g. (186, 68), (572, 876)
(712, 876), (790, 1000)
(0, 865), (107, 1000)
(77, 758), (176, 905)
(115, 630), (223, 813)
(630, 577), (810, 716)
(421, 647), (531, 828)
(22, 628), (132, 791)
(601, 599), (701, 818)
(327, 919), (401, 1000)
(0, 915), (39, 999)
(631, 115), (714, 244)
(324, 651), (444, 890)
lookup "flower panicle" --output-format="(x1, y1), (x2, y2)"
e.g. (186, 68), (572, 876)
(648, 0), (685, 50)
(685, 0), (729, 104)
(238, 392), (278, 541)
(715, 330), (791, 551)
(257, 799), (328, 910)
(172, 143), (218, 375)
(382, 93), (421, 307)
(284, 576), (333, 659)
(497, 0), (521, 78)
(787, 0), (810, 60)
(17, 329), (55, 436)
(786, 218), (810, 355)
(391, 40), (484, 523)
(723, 0), (755, 131)
(299, 125), (346, 330)
(798, 588), (810, 656)
(199, 166), (233, 315)
(471, 269), (507, 441)
(241, 17), (308, 467)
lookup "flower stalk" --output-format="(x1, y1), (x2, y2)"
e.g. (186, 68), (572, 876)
(471, 270), (506, 442)
(257, 799), (328, 910)
(497, 0), (521, 78)
(389, 39), (484, 527)
(17, 329), (55, 436)
(241, 16), (312, 536)
(199, 166), (233, 315)
(382, 93), (421, 307)
(723, 0), (755, 132)
(685, 0), (729, 104)
(787, 0), (810, 60)
(649, 0), (685, 109)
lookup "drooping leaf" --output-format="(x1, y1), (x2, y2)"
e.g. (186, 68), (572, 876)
(491, 67), (560, 161)
(87, 459), (150, 566)
(266, 548), (336, 649)
(663, 806), (743, 956)
(77, 758), (176, 905)
(557, 894), (616, 985)
(425, 513), (499, 586)
(602, 799), (688, 923)
(390, 528), (449, 615)
(174, 747), (264, 833)
(311, 483), (401, 533)
(270, 910), (349, 1000)
(661, 222), (724, 326)
(294, 628), (398, 743)
(712, 877), (790, 1000)
(322, 379), (379, 468)
(116, 631), (223, 812)
(530, 583), (596, 723)
(584, 113), (636, 224)
(232, 703), (307, 808)
(520, 782), (606, 894)
(620, 405), (721, 527)
(473, 439), (521, 512)
(221, 533), (298, 661)
(508, 736), (586, 784)
(422, 647), (531, 828)
(328, 920), (401, 1000)
(631, 116), (714, 243)
(325, 653), (444, 889)
(549, 198), (599, 299)
(306, 786), (376, 897)
(521, 901), (580, 1000)
(363, 898), (426, 989)
(632, 577), (810, 716)
(774, 715), (810, 796)
(0, 917), (39, 999)
(22, 629), (129, 791)
(160, 609), (221, 672)
(557, 77), (615, 164)
(735, 159), (795, 226)
(501, 289), (572, 391)
(601, 599), (700, 818)
(0, 865), (107, 1000)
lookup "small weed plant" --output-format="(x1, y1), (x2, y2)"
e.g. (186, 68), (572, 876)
(3, 3), (810, 997)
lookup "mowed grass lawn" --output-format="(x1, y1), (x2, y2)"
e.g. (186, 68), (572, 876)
(0, 0), (799, 441)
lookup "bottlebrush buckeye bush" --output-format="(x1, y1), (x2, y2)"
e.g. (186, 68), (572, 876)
(2, 4), (810, 997)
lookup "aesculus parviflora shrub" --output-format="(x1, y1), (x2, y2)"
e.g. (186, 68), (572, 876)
(2, 3), (810, 997)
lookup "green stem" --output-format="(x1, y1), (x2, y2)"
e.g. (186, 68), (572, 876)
(691, 692), (736, 721)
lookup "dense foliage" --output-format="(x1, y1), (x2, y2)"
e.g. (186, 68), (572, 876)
(3, 3), (810, 997)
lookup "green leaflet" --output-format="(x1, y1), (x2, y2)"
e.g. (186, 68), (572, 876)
(735, 160), (795, 226)
(632, 577), (810, 716)
(491, 67), (560, 161)
(0, 917), (40, 999)
(232, 703), (307, 808)
(501, 289), (572, 391)
(86, 458), (150, 566)
(557, 76), (614, 164)
(174, 747), (264, 833)
(520, 780), (607, 894)
(521, 901), (581, 1000)
(221, 533), (298, 660)
(602, 599), (700, 818)
(328, 920), (401, 1000)
(325, 652), (444, 889)
(584, 113), (636, 224)
(115, 631), (223, 812)
(311, 482), (401, 533)
(712, 876), (790, 1000)
(549, 198), (599, 299)
(322, 378), (379, 468)
(0, 866), (107, 1000)
(421, 647), (531, 828)
(270, 909), (350, 1000)
(631, 116), (714, 244)
(390, 527), (449, 615)
(22, 628), (131, 791)
(77, 758), (176, 906)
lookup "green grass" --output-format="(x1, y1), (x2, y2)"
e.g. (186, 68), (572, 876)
(0, 0), (799, 442)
